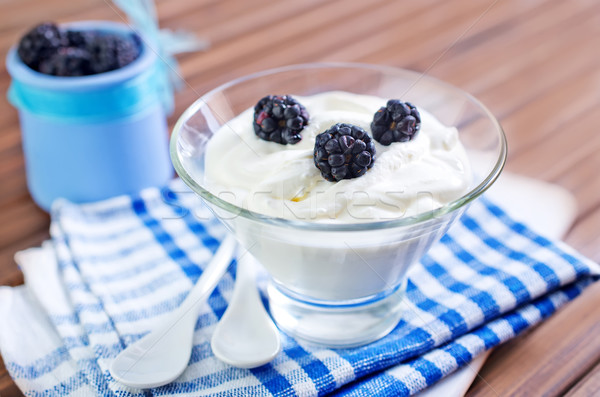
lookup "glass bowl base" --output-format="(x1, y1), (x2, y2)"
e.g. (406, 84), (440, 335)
(267, 281), (406, 348)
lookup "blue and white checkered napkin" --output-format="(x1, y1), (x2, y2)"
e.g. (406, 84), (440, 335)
(0, 179), (598, 396)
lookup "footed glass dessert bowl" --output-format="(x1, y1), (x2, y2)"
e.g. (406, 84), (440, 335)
(171, 63), (506, 348)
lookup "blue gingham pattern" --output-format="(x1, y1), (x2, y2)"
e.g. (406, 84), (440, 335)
(0, 179), (598, 396)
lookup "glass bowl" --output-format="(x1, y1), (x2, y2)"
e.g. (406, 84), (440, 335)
(171, 63), (506, 348)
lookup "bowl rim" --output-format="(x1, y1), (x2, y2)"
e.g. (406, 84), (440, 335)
(170, 62), (507, 231)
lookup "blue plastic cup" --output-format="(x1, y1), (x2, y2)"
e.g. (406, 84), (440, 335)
(6, 21), (173, 211)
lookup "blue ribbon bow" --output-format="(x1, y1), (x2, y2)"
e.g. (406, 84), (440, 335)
(113, 0), (209, 116)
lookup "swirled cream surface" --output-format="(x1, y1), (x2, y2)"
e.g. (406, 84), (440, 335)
(204, 91), (471, 223)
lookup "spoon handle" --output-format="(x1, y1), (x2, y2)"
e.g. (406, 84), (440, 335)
(109, 235), (236, 388)
(178, 235), (237, 315)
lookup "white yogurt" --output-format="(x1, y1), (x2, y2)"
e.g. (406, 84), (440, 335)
(197, 91), (474, 301)
(204, 91), (471, 223)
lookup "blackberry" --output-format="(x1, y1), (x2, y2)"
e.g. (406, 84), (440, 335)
(17, 22), (65, 70)
(16, 22), (141, 76)
(65, 30), (95, 49)
(313, 123), (376, 182)
(115, 33), (141, 68)
(371, 100), (421, 145)
(253, 95), (309, 144)
(38, 47), (91, 76)
(87, 33), (141, 74)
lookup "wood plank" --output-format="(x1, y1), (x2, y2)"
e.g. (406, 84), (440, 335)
(178, 0), (386, 81)
(0, 228), (48, 287)
(566, 207), (600, 264)
(0, 0), (111, 52)
(0, 169), (29, 208)
(0, 200), (48, 252)
(504, 75), (600, 184)
(155, 0), (227, 23)
(0, 0), (102, 32)
(549, 141), (600, 218)
(440, 1), (600, 115)
(0, 354), (24, 396)
(0, 161), (28, 209)
(170, 0), (398, 116)
(500, 68), (600, 164)
(565, 361), (600, 397)
(0, 144), (24, 178)
(0, 376), (24, 397)
(430, 0), (599, 92)
(322, 0), (549, 68)
(158, 0), (301, 45)
(172, 0), (490, 119)
(468, 281), (600, 396)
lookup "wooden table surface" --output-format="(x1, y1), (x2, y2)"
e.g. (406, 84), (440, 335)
(1, 0), (599, 395)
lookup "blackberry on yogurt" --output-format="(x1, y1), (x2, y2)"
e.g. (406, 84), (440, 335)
(371, 100), (421, 145)
(314, 123), (376, 181)
(253, 95), (309, 145)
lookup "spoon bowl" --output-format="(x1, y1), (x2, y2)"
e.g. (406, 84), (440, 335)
(211, 252), (281, 368)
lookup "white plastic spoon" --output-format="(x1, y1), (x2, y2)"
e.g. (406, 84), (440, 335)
(110, 235), (236, 389)
(211, 251), (281, 368)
